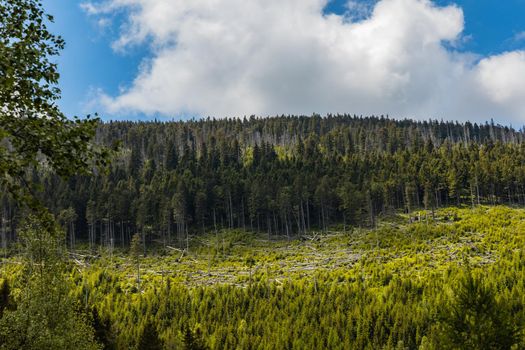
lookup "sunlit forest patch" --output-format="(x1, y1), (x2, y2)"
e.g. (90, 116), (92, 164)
(2, 206), (523, 349)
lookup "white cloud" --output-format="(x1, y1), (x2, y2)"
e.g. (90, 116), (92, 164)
(82, 0), (525, 124)
(477, 51), (525, 110)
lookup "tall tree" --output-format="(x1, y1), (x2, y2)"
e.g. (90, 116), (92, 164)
(0, 0), (110, 207)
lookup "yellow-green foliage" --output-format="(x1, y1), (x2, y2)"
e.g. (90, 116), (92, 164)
(273, 145), (291, 161)
(242, 146), (254, 167)
(2, 206), (525, 349)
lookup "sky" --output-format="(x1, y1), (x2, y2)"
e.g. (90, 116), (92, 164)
(43, 0), (525, 125)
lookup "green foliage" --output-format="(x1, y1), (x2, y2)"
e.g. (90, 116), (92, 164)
(0, 206), (522, 349)
(92, 307), (116, 350)
(0, 280), (10, 319)
(0, 215), (100, 350)
(7, 115), (525, 253)
(130, 233), (142, 290)
(137, 320), (163, 350)
(0, 0), (111, 208)
(0, 2), (113, 349)
(2, 9), (524, 346)
(183, 325), (207, 350)
(436, 265), (519, 349)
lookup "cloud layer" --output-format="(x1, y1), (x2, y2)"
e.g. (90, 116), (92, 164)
(83, 0), (525, 123)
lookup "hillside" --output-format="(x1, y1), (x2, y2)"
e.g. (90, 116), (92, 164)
(2, 205), (523, 348)
(3, 115), (525, 252)
(2, 1), (525, 348)
(3, 115), (525, 348)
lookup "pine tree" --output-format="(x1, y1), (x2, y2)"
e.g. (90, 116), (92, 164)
(92, 307), (115, 350)
(137, 320), (163, 350)
(436, 266), (519, 349)
(0, 279), (10, 318)
(183, 325), (207, 350)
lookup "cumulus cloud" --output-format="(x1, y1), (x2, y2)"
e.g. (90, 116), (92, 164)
(82, 0), (525, 123)
(477, 52), (525, 112)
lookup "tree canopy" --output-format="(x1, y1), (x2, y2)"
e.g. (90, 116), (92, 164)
(0, 0), (109, 207)
(0, 1), (107, 348)
(2, 114), (522, 250)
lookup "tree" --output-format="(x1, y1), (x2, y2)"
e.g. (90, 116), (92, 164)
(130, 233), (142, 291)
(314, 176), (336, 231)
(0, 215), (101, 349)
(165, 143), (179, 170)
(58, 206), (77, 250)
(436, 266), (519, 349)
(183, 324), (207, 350)
(245, 255), (256, 286)
(0, 2), (112, 348)
(137, 320), (163, 350)
(0, 279), (11, 318)
(91, 307), (115, 350)
(172, 181), (189, 250)
(194, 190), (208, 234)
(337, 181), (364, 227)
(0, 0), (110, 207)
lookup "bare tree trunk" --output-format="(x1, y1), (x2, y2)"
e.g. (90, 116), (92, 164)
(241, 198), (246, 231)
(1, 209), (8, 257)
(267, 214), (271, 240)
(70, 221), (75, 251)
(142, 228), (146, 256)
(300, 208), (305, 234)
(121, 220), (124, 248)
(306, 198), (311, 231)
(185, 223), (189, 253)
(273, 212), (278, 236)
(284, 212), (290, 239)
(229, 191), (234, 229)
(167, 218), (171, 246)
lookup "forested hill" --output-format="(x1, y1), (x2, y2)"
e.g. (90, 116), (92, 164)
(3, 114), (525, 249)
(97, 114), (523, 153)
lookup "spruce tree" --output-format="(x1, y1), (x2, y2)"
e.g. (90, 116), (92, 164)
(137, 320), (163, 350)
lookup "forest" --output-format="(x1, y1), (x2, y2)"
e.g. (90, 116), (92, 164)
(2, 114), (525, 251)
(2, 205), (525, 349)
(3, 114), (525, 349)
(3, 0), (525, 348)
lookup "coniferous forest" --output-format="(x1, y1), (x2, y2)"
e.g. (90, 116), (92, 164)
(3, 115), (525, 251)
(3, 1), (525, 349)
(2, 115), (525, 348)
(2, 115), (525, 248)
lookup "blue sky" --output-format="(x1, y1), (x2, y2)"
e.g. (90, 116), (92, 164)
(43, 0), (149, 119)
(44, 0), (525, 124)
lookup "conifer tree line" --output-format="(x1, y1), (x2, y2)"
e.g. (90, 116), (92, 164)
(2, 114), (525, 250)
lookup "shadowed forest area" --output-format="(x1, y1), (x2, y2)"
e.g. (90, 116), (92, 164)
(2, 115), (525, 251)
